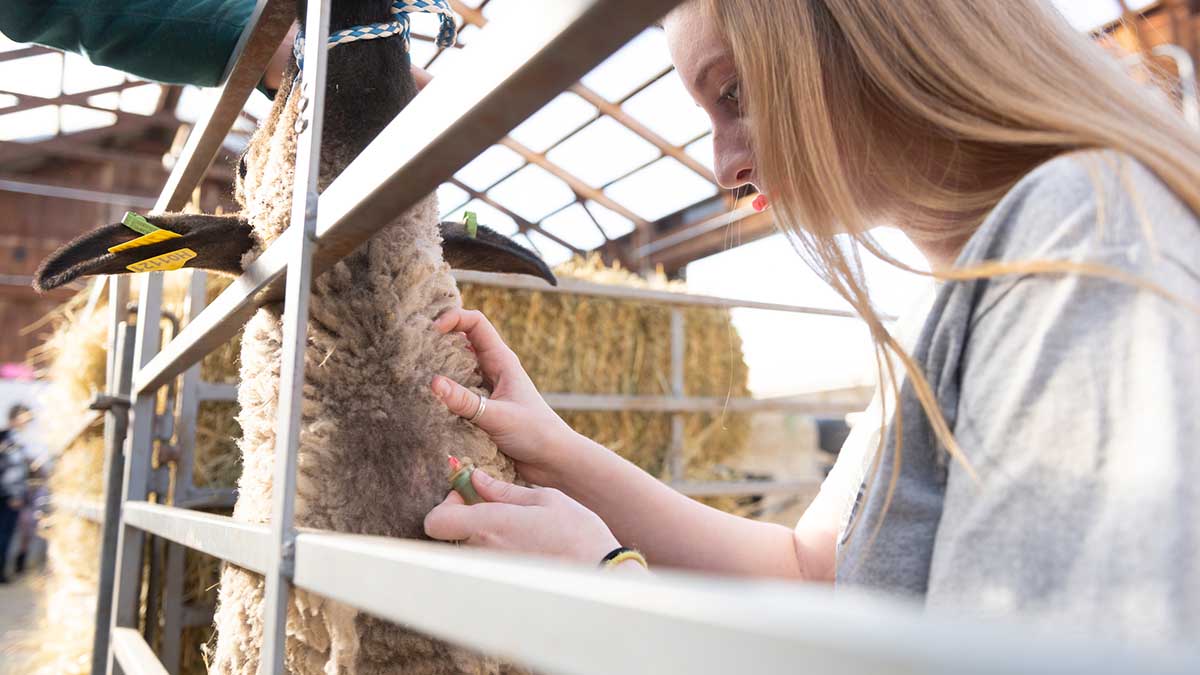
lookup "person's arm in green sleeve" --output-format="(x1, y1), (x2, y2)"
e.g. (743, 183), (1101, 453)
(0, 0), (258, 87)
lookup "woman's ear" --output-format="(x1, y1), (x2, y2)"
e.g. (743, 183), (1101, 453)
(439, 221), (557, 286)
(34, 213), (256, 292)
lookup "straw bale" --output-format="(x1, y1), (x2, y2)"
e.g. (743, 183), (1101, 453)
(21, 255), (756, 671)
(460, 255), (752, 483)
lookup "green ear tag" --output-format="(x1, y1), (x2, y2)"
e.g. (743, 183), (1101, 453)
(463, 211), (478, 239)
(122, 212), (159, 236)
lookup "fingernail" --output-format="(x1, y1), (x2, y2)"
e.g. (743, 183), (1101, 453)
(472, 470), (492, 485)
(432, 377), (450, 398)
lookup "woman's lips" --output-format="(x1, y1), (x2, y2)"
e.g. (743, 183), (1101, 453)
(752, 194), (770, 212)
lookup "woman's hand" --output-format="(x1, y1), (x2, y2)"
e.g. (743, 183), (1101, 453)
(431, 309), (576, 486)
(424, 470), (629, 567)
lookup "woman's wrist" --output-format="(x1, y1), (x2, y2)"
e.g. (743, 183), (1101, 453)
(527, 418), (594, 488)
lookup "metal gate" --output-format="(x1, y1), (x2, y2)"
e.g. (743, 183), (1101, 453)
(51, 1), (1200, 673)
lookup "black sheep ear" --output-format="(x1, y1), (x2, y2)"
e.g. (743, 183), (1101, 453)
(34, 213), (256, 292)
(440, 221), (557, 286)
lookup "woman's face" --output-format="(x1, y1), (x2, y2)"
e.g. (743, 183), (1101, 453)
(664, 7), (759, 194)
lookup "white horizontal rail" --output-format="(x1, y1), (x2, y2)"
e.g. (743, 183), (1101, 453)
(671, 479), (820, 498)
(109, 499), (1198, 674)
(122, 502), (270, 574)
(291, 532), (1196, 675)
(543, 392), (858, 415)
(111, 627), (170, 675)
(133, 0), (682, 396)
(454, 270), (867, 317)
(56, 496), (104, 523)
(196, 381), (239, 401)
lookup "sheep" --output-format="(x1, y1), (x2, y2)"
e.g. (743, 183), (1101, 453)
(34, 1), (554, 673)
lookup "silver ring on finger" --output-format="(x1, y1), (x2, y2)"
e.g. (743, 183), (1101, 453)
(468, 394), (487, 424)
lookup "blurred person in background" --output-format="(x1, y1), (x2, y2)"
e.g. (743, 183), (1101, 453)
(0, 404), (31, 583)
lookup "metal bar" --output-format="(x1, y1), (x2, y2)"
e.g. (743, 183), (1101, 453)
(260, 1), (331, 671)
(541, 392), (860, 415)
(456, 270), (865, 317)
(133, 0), (687, 395)
(0, 178), (158, 209)
(670, 479), (822, 498)
(290, 532), (1197, 675)
(570, 83), (716, 185)
(497, 136), (650, 228)
(108, 272), (164, 675)
(161, 271), (209, 674)
(110, 628), (169, 675)
(122, 503), (271, 575)
(668, 308), (686, 481)
(93, 319), (134, 675)
(0, 45), (55, 63)
(0, 80), (145, 115)
(176, 488), (238, 510)
(133, 235), (293, 394)
(56, 496), (105, 523)
(196, 381), (238, 402)
(153, 0), (292, 213)
(1154, 44), (1200, 128)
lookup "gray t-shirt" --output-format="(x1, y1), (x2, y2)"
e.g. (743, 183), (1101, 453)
(836, 150), (1200, 647)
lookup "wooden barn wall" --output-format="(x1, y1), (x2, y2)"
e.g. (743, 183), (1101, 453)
(0, 149), (235, 366)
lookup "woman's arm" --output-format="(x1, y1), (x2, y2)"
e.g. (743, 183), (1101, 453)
(0, 0), (257, 86)
(425, 308), (838, 580)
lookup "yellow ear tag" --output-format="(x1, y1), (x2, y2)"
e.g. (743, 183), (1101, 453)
(108, 228), (182, 253)
(125, 248), (197, 273)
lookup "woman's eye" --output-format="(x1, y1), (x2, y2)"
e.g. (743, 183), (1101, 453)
(720, 83), (740, 104)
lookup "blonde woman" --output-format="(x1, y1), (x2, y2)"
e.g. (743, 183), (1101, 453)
(425, 0), (1200, 646)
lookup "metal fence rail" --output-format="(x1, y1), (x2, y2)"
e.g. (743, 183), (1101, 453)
(76, 0), (1200, 674)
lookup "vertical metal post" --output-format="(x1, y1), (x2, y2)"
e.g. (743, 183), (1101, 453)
(91, 318), (135, 675)
(668, 308), (686, 481)
(260, 1), (330, 672)
(107, 272), (165, 675)
(160, 270), (208, 674)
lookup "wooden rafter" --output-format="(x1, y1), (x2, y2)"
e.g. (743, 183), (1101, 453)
(497, 136), (649, 228)
(1, 80), (150, 116)
(448, 176), (585, 255)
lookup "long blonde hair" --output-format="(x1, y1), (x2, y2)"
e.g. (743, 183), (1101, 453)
(699, 0), (1200, 540)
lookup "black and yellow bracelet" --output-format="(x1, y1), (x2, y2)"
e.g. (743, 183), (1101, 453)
(599, 546), (648, 570)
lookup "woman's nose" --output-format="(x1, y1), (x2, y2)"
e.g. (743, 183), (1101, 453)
(713, 134), (755, 189)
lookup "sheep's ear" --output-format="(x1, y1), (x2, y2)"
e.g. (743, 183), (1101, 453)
(440, 221), (557, 286)
(34, 214), (255, 292)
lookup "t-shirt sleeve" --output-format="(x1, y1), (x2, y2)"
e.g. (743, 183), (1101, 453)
(0, 0), (257, 86)
(926, 244), (1200, 645)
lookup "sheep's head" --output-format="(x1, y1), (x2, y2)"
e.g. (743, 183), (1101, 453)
(34, 1), (557, 292)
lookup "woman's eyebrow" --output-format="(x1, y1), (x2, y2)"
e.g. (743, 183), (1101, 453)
(691, 55), (724, 92)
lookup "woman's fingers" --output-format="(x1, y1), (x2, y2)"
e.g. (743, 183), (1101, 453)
(431, 375), (479, 417)
(431, 376), (509, 431)
(434, 309), (518, 370)
(411, 64), (433, 91)
(471, 471), (541, 506)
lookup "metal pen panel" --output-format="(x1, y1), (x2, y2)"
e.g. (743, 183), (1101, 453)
(259, 0), (332, 670)
(133, 0), (689, 395)
(160, 270), (210, 674)
(92, 320), (135, 675)
(111, 628), (170, 675)
(108, 272), (164, 675)
(290, 532), (1199, 675)
(122, 502), (272, 574)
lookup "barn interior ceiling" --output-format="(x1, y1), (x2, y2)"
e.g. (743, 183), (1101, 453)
(0, 0), (1193, 290)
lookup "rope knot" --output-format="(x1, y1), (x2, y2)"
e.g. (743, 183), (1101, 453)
(294, 0), (458, 69)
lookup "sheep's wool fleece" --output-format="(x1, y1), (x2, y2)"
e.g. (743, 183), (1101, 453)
(209, 72), (512, 675)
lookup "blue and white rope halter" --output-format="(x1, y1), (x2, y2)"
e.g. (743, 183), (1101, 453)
(294, 0), (457, 69)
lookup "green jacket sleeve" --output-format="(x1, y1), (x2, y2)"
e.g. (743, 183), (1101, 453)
(0, 1), (258, 87)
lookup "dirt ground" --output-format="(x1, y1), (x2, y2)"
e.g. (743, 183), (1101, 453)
(0, 574), (40, 674)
